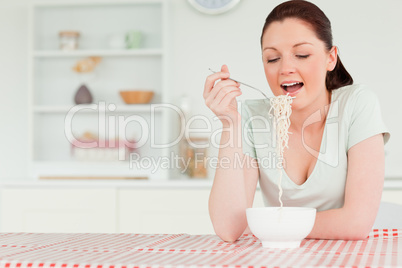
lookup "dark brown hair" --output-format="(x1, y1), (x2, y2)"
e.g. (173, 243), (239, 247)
(261, 0), (353, 91)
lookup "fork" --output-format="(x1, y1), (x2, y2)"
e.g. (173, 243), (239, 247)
(208, 68), (295, 100)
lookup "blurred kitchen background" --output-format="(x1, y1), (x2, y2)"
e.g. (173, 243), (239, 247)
(0, 0), (401, 234)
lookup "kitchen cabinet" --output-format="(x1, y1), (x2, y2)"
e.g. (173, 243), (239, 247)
(118, 189), (264, 234)
(119, 189), (214, 234)
(0, 188), (116, 233)
(0, 182), (264, 234)
(0, 182), (399, 234)
(29, 1), (172, 180)
(380, 190), (402, 205)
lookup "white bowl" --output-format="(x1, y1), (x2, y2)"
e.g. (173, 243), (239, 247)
(246, 207), (316, 248)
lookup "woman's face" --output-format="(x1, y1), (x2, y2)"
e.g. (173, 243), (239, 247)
(261, 18), (337, 111)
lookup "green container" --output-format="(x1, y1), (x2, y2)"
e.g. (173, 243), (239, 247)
(126, 30), (142, 49)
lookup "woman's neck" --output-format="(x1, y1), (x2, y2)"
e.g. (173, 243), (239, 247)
(289, 89), (332, 132)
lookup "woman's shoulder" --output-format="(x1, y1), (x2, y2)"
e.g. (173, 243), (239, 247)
(334, 85), (390, 147)
(331, 84), (382, 113)
(332, 84), (377, 102)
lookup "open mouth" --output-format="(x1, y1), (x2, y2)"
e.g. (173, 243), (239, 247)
(281, 82), (304, 93)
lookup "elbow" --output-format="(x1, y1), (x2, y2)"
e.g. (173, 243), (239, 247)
(351, 225), (372, 240)
(337, 206), (375, 240)
(215, 229), (242, 243)
(342, 230), (370, 240)
(212, 222), (245, 242)
(209, 203), (247, 243)
(341, 220), (372, 240)
(324, 226), (370, 240)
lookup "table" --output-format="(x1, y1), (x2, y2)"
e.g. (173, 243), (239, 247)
(0, 229), (400, 268)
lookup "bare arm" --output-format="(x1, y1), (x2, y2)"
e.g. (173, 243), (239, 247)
(307, 134), (384, 240)
(203, 65), (259, 242)
(209, 125), (259, 242)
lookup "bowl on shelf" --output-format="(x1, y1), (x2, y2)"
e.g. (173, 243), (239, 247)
(119, 90), (154, 104)
(246, 207), (316, 248)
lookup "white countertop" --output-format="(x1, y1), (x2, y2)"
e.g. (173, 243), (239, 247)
(1, 178), (402, 190)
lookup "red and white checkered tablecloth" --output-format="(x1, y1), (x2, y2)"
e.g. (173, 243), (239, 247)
(0, 229), (399, 268)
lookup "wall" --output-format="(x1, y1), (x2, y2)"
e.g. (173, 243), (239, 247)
(0, 1), (30, 180)
(0, 0), (401, 180)
(169, 0), (402, 179)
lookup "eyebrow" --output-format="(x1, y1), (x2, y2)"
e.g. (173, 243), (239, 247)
(263, 42), (314, 51)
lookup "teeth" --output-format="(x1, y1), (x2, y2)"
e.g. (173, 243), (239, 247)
(282, 82), (302, 87)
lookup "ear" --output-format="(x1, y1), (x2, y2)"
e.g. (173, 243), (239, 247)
(327, 46), (337, 71)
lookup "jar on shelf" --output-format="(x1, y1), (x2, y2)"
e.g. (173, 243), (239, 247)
(125, 30), (142, 49)
(180, 137), (209, 178)
(59, 31), (80, 50)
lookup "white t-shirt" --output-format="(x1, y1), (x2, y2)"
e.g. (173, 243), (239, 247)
(241, 84), (390, 211)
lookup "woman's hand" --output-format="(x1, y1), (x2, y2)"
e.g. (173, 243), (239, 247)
(203, 65), (242, 126)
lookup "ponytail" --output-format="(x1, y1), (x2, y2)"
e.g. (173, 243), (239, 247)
(326, 55), (353, 91)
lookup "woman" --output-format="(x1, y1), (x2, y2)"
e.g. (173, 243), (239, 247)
(203, 0), (390, 242)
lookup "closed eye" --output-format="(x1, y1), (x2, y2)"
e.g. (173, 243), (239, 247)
(296, 55), (310, 59)
(267, 58), (279, 63)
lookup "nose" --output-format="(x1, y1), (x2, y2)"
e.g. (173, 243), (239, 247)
(279, 56), (296, 75)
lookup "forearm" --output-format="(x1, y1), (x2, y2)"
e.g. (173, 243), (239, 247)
(307, 207), (373, 240)
(209, 120), (249, 242)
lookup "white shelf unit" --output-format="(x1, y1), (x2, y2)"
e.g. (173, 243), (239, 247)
(33, 104), (164, 113)
(33, 49), (163, 57)
(28, 0), (171, 180)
